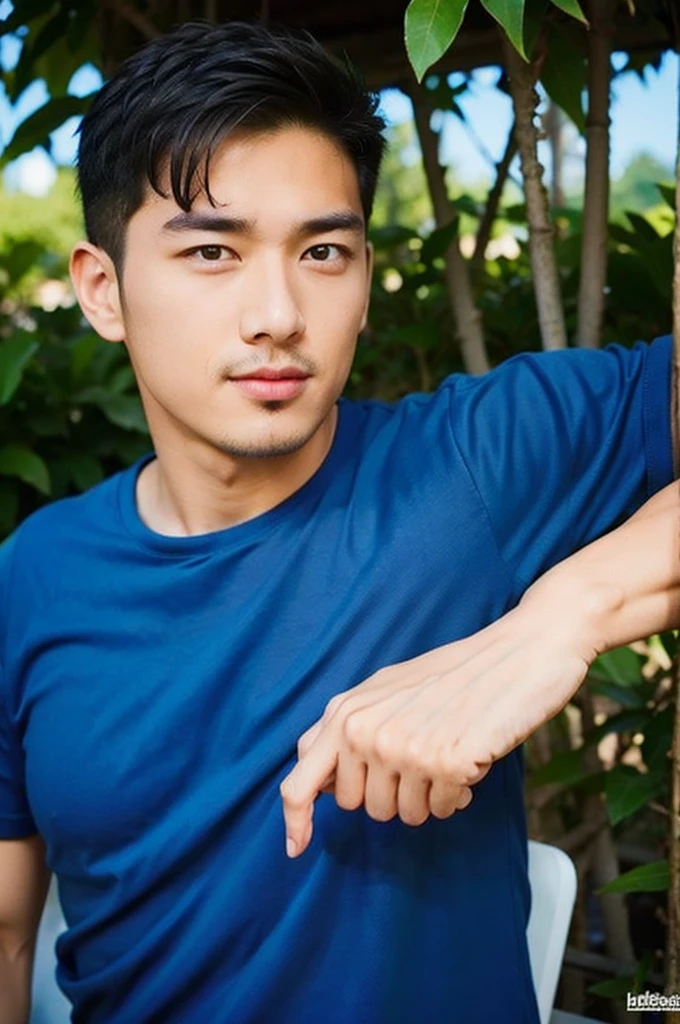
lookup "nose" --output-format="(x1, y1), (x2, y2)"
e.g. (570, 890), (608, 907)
(239, 256), (305, 346)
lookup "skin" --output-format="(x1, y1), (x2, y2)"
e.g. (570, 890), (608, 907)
(70, 125), (372, 537)
(68, 122), (680, 860)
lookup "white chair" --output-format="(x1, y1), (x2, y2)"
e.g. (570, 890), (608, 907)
(527, 840), (604, 1024)
(31, 881), (70, 1024)
(527, 840), (578, 1024)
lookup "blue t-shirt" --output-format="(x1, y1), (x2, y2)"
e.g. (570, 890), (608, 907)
(0, 337), (672, 1024)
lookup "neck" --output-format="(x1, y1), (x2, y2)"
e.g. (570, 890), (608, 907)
(136, 408), (338, 537)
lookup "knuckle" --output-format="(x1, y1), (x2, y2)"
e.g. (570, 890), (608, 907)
(373, 725), (399, 764)
(279, 778), (303, 807)
(402, 734), (427, 771)
(344, 710), (369, 752)
(323, 694), (344, 722)
(430, 746), (459, 779)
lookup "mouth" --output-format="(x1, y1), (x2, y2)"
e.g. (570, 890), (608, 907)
(229, 367), (311, 402)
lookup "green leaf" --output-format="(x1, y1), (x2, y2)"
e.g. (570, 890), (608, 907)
(634, 951), (655, 990)
(405, 0), (471, 83)
(369, 225), (420, 250)
(599, 860), (669, 895)
(587, 679), (648, 709)
(0, 444), (50, 495)
(604, 764), (666, 826)
(641, 705), (673, 772)
(3, 239), (45, 287)
(108, 365), (137, 395)
(548, 0), (588, 23)
(530, 747), (587, 787)
(58, 454), (104, 492)
(0, 333), (39, 405)
(74, 388), (148, 434)
(0, 480), (19, 536)
(421, 220), (459, 263)
(539, 24), (586, 133)
(388, 323), (442, 350)
(587, 709), (651, 747)
(481, 0), (527, 60)
(626, 211), (661, 243)
(1, 94), (95, 164)
(0, 0), (58, 37)
(71, 333), (101, 377)
(523, 0), (548, 60)
(587, 976), (634, 998)
(590, 646), (643, 687)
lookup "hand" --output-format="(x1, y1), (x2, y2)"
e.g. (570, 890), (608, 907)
(280, 581), (598, 858)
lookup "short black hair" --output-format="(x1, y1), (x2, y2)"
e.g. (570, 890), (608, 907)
(77, 20), (386, 268)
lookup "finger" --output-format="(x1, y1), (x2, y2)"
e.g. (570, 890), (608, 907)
(297, 717), (324, 760)
(280, 733), (339, 858)
(334, 752), (367, 811)
(363, 765), (399, 822)
(429, 779), (473, 820)
(397, 772), (430, 826)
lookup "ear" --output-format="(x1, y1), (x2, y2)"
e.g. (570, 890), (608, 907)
(359, 241), (374, 332)
(70, 242), (126, 343)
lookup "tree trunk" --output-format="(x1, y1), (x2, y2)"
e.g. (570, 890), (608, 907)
(544, 102), (564, 210)
(576, 0), (615, 349)
(579, 688), (639, 1024)
(502, 36), (567, 351)
(409, 89), (490, 375)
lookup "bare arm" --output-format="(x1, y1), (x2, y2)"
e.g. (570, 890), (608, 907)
(281, 480), (680, 856)
(0, 835), (51, 1024)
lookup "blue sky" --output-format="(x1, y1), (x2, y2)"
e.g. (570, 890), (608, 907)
(0, 12), (677, 195)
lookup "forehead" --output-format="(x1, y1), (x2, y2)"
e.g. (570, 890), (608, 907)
(139, 125), (363, 228)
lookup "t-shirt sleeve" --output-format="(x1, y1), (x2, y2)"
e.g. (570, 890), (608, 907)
(447, 334), (673, 591)
(0, 534), (37, 838)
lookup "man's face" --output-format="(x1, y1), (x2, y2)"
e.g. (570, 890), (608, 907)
(114, 126), (371, 460)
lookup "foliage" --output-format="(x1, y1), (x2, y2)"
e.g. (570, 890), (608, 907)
(0, 237), (149, 538)
(404, 0), (587, 82)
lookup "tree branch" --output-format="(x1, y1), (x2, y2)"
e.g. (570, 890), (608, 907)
(502, 35), (567, 351)
(408, 88), (490, 375)
(472, 121), (517, 266)
(576, 0), (615, 348)
(106, 0), (161, 40)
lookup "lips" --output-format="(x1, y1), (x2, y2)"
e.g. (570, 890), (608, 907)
(230, 367), (310, 401)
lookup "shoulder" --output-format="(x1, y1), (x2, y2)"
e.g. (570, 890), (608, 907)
(0, 460), (143, 612)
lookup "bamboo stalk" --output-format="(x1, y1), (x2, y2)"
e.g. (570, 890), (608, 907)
(576, 0), (615, 348)
(502, 36), (568, 351)
(408, 89), (491, 375)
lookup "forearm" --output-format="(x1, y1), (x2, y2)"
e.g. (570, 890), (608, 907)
(0, 945), (33, 1024)
(521, 481), (680, 659)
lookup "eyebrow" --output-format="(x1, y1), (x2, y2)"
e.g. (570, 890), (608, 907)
(161, 210), (365, 238)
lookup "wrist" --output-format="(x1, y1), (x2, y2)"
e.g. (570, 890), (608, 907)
(519, 565), (626, 663)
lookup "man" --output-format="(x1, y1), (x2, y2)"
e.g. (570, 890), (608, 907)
(0, 19), (677, 1024)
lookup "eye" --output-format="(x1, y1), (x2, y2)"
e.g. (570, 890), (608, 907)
(303, 243), (348, 263)
(195, 245), (231, 261)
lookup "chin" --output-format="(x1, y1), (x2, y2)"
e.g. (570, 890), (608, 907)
(214, 427), (315, 460)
